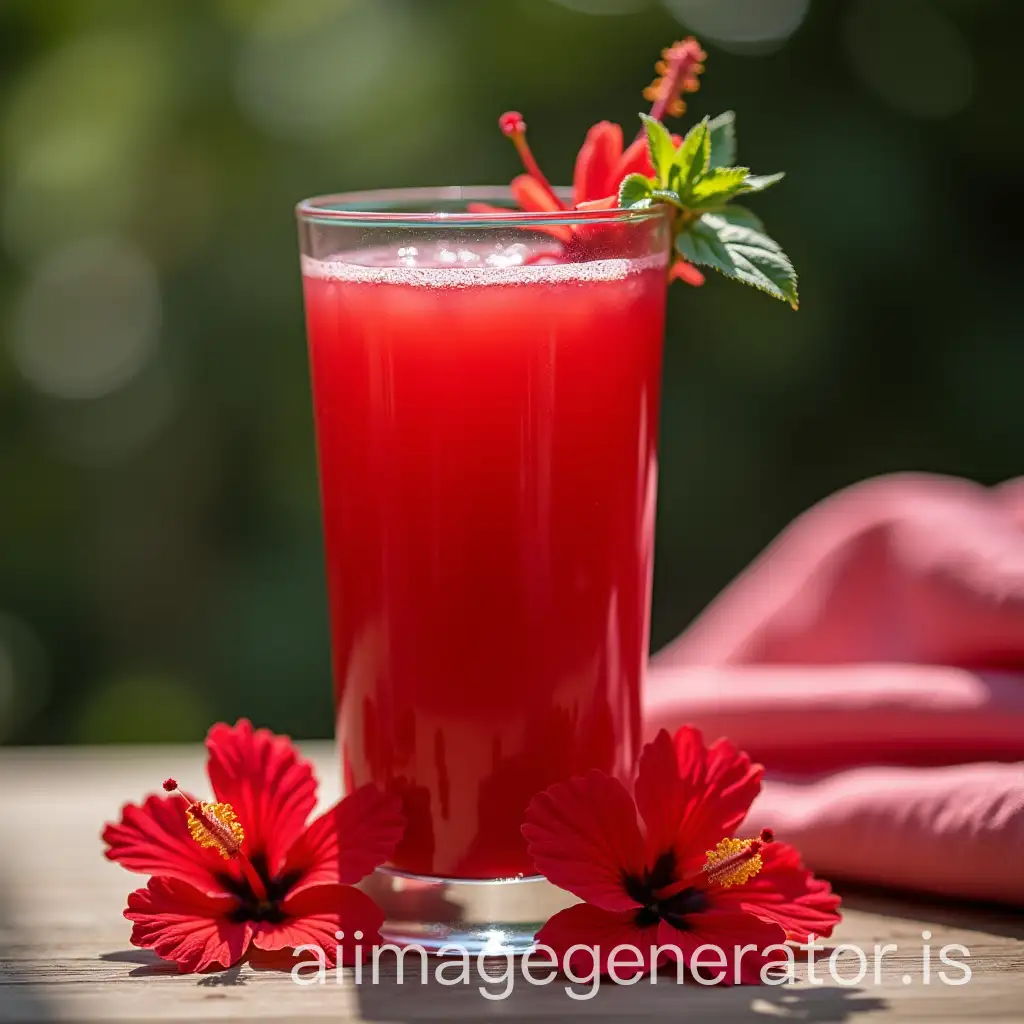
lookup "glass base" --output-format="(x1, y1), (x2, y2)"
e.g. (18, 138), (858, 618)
(359, 867), (574, 955)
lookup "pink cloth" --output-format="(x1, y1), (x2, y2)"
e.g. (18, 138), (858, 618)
(645, 473), (1024, 906)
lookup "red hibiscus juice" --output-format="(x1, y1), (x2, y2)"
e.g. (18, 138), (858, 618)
(301, 237), (667, 880)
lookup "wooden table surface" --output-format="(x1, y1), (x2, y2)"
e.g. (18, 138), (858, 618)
(1, 743), (1021, 1023)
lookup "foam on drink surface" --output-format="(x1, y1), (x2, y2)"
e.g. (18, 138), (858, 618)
(302, 241), (664, 288)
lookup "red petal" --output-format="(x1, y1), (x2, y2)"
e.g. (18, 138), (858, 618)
(670, 726), (763, 871)
(281, 784), (405, 893)
(612, 131), (683, 182)
(660, 909), (788, 986)
(521, 770), (646, 912)
(467, 201), (572, 252)
(634, 729), (690, 865)
(509, 175), (574, 245)
(535, 903), (660, 979)
(251, 883), (384, 967)
(466, 202), (512, 215)
(125, 877), (249, 974)
(573, 121), (624, 207)
(614, 137), (657, 181)
(712, 841), (842, 942)
(670, 260), (706, 287)
(205, 719), (317, 878)
(103, 793), (225, 894)
(575, 196), (618, 211)
(510, 174), (563, 214)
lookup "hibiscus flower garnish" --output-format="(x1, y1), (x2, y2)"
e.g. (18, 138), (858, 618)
(482, 36), (800, 305)
(522, 727), (840, 985)
(102, 719), (404, 973)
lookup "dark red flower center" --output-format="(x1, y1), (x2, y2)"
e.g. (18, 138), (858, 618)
(218, 851), (302, 924)
(623, 849), (709, 930)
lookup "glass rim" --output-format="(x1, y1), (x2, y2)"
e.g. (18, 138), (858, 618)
(295, 186), (669, 229)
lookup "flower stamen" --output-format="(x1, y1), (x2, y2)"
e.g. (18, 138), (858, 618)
(187, 801), (244, 859)
(643, 38), (707, 121)
(163, 781), (269, 901)
(498, 111), (566, 210)
(703, 829), (773, 888)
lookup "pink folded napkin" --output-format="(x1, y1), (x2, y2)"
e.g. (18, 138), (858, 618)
(645, 473), (1024, 907)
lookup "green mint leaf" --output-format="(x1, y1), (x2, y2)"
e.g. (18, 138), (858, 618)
(676, 213), (799, 309)
(688, 166), (750, 207)
(618, 172), (655, 208)
(674, 117), (711, 198)
(700, 203), (765, 232)
(741, 171), (786, 193)
(707, 111), (737, 169)
(649, 188), (686, 209)
(639, 113), (677, 189)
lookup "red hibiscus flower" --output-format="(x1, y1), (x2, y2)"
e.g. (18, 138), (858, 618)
(475, 38), (707, 286)
(495, 111), (662, 217)
(522, 727), (840, 985)
(102, 719), (404, 973)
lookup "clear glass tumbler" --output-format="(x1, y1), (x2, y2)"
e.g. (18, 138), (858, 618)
(296, 187), (671, 953)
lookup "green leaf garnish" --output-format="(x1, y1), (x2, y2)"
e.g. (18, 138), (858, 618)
(707, 111), (737, 169)
(639, 114), (677, 189)
(676, 214), (799, 309)
(618, 173), (654, 208)
(617, 110), (797, 308)
(701, 204), (765, 232)
(741, 172), (786, 193)
(649, 188), (686, 209)
(675, 117), (711, 199)
(688, 166), (750, 206)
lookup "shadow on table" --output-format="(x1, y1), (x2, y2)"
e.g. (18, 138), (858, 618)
(839, 887), (1024, 941)
(100, 947), (181, 978)
(103, 951), (265, 988)
(353, 952), (889, 1023)
(0, 881), (57, 1023)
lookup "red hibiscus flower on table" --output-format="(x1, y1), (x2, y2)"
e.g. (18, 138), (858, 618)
(473, 38), (707, 286)
(102, 719), (404, 973)
(522, 727), (840, 985)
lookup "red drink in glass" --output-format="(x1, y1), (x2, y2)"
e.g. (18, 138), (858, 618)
(303, 251), (665, 879)
(298, 189), (671, 921)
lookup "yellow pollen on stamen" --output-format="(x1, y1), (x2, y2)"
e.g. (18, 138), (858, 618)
(703, 837), (763, 888)
(186, 801), (245, 860)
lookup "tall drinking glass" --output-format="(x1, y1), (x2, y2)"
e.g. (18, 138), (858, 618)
(296, 188), (671, 952)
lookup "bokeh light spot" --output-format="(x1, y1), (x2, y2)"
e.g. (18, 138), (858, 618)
(664, 0), (810, 54)
(2, 31), (171, 260)
(74, 674), (211, 744)
(845, 0), (973, 120)
(549, 0), (650, 14)
(12, 237), (161, 400)
(235, 0), (417, 142)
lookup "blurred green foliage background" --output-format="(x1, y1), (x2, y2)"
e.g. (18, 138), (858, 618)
(1, 0), (1020, 744)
